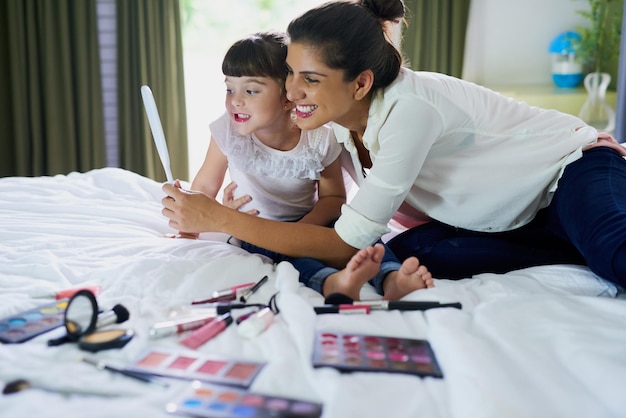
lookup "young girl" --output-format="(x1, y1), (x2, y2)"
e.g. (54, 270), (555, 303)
(189, 31), (344, 229)
(181, 31), (433, 300)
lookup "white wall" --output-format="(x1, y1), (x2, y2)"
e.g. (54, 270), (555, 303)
(462, 0), (589, 86)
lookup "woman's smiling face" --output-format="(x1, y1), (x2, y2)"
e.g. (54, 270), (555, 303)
(285, 42), (364, 131)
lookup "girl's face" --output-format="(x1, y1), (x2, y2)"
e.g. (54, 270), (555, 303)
(285, 42), (364, 132)
(224, 76), (288, 137)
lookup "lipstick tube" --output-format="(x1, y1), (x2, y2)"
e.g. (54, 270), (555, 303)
(33, 285), (102, 300)
(149, 313), (218, 339)
(314, 304), (371, 315)
(192, 282), (255, 305)
(179, 313), (233, 349)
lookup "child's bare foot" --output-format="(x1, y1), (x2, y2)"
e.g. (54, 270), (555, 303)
(382, 257), (434, 301)
(322, 244), (385, 300)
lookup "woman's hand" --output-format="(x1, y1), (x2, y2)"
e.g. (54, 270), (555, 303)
(221, 181), (259, 216)
(162, 181), (358, 269)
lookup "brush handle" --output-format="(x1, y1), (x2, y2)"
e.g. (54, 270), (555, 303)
(141, 85), (174, 183)
(81, 356), (168, 388)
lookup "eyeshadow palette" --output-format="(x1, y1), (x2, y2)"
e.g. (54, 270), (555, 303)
(166, 380), (323, 418)
(0, 299), (68, 344)
(126, 348), (265, 388)
(312, 330), (443, 378)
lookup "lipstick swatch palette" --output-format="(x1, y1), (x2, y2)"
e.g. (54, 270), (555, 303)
(126, 348), (265, 387)
(312, 330), (443, 378)
(0, 299), (68, 344)
(166, 380), (323, 418)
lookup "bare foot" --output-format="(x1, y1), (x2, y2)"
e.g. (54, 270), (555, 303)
(382, 257), (434, 301)
(322, 244), (385, 300)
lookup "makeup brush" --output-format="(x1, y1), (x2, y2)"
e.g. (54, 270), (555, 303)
(95, 304), (130, 329)
(79, 356), (169, 388)
(323, 292), (462, 310)
(324, 292), (354, 305)
(2, 378), (124, 397)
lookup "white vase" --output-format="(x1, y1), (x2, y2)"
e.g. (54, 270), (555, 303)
(578, 72), (616, 133)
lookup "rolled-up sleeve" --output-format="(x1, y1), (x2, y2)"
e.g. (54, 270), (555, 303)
(334, 204), (391, 248)
(335, 95), (443, 248)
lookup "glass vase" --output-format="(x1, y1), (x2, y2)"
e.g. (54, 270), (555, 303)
(578, 72), (616, 133)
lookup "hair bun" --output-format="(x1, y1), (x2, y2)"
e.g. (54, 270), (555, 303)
(361, 0), (405, 21)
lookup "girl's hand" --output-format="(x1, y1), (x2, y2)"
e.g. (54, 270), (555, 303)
(222, 181), (259, 216)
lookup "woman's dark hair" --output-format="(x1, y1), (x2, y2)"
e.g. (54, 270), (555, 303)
(286, 0), (405, 90)
(222, 31), (288, 83)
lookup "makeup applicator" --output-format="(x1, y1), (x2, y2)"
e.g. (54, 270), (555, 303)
(323, 293), (462, 311)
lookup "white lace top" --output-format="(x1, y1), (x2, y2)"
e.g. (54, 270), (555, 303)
(210, 113), (342, 221)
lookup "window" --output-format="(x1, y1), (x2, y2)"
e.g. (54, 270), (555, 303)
(96, 0), (118, 167)
(180, 1), (326, 180)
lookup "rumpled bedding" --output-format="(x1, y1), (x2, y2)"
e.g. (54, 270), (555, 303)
(0, 167), (624, 418)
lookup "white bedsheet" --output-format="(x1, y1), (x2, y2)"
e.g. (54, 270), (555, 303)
(0, 167), (624, 418)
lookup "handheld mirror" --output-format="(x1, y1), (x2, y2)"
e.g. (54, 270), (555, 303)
(141, 85), (174, 183)
(64, 289), (98, 340)
(55, 289), (134, 352)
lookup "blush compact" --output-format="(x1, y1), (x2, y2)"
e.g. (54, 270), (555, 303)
(312, 330), (443, 378)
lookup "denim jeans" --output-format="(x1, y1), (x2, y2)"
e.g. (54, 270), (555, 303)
(241, 240), (401, 295)
(387, 147), (626, 288)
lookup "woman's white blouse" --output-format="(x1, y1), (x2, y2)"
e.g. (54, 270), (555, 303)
(334, 68), (599, 249)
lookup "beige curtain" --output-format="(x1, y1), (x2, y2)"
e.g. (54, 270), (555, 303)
(402, 0), (472, 77)
(0, 0), (106, 177)
(116, 0), (188, 182)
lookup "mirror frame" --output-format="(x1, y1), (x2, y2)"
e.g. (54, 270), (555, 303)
(64, 289), (98, 341)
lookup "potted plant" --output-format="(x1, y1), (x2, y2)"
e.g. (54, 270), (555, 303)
(574, 0), (622, 132)
(575, 0), (622, 88)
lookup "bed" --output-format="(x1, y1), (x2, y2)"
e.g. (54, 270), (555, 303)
(1, 167), (625, 418)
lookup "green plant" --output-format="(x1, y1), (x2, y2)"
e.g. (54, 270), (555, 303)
(575, 0), (623, 74)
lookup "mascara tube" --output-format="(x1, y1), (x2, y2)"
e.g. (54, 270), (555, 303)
(33, 285), (102, 300)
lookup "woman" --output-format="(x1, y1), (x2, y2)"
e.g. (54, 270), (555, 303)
(163, 0), (626, 289)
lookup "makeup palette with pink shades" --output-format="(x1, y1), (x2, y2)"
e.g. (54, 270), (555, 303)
(166, 380), (323, 418)
(125, 348), (265, 387)
(312, 330), (443, 378)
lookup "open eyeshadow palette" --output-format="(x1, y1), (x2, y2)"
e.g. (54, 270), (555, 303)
(125, 348), (265, 388)
(166, 380), (323, 418)
(0, 299), (68, 344)
(312, 330), (443, 378)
